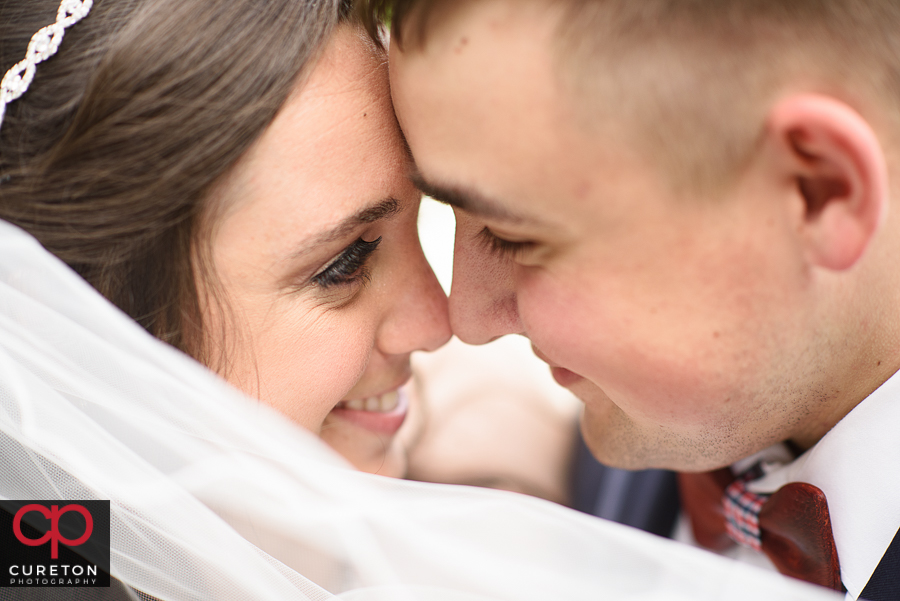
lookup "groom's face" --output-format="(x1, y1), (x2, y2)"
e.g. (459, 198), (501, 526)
(390, 1), (814, 471)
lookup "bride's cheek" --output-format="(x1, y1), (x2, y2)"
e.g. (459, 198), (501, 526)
(220, 297), (372, 433)
(288, 307), (377, 425)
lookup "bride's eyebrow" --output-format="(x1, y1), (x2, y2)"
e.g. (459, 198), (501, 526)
(292, 197), (401, 259)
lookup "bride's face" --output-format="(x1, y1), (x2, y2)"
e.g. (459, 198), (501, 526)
(199, 25), (451, 476)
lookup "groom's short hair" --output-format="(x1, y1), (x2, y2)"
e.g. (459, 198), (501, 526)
(360, 0), (900, 194)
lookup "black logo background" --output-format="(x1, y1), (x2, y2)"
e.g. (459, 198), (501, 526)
(0, 500), (110, 588)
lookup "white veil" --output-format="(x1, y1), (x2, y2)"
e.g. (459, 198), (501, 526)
(0, 219), (839, 601)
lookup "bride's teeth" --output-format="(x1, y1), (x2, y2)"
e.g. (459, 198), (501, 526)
(338, 390), (403, 413)
(380, 391), (400, 412)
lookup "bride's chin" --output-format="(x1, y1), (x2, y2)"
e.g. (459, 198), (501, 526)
(319, 390), (411, 477)
(319, 422), (408, 478)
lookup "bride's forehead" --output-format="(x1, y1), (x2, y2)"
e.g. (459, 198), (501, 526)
(256, 31), (394, 160)
(219, 55), (397, 179)
(208, 71), (410, 248)
(301, 25), (389, 101)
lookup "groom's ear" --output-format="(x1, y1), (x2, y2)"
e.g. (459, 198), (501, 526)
(764, 94), (888, 271)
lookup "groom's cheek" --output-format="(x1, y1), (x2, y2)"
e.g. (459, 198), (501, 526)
(517, 266), (610, 378)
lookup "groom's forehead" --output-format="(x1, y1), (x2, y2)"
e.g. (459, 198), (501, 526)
(386, 0), (721, 234)
(388, 0), (554, 50)
(378, 0), (463, 48)
(389, 9), (632, 231)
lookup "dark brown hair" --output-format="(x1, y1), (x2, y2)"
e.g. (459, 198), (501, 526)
(359, 0), (900, 193)
(358, 0), (435, 48)
(0, 0), (354, 359)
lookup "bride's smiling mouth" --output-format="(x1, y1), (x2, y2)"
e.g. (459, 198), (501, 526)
(329, 385), (410, 435)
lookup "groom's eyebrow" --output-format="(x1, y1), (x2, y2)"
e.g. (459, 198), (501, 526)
(411, 171), (535, 225)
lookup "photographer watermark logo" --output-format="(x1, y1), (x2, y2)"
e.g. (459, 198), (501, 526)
(1, 500), (110, 588)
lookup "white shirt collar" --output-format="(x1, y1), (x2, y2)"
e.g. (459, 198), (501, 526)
(748, 369), (900, 599)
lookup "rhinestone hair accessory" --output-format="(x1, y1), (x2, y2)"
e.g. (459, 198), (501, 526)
(0, 0), (94, 132)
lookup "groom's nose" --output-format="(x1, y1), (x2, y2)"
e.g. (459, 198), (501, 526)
(449, 211), (524, 345)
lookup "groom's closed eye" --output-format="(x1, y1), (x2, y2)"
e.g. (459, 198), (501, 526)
(478, 227), (534, 259)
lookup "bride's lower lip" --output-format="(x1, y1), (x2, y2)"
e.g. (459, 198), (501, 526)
(329, 388), (409, 435)
(550, 366), (583, 388)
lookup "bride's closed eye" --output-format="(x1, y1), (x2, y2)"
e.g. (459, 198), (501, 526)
(313, 236), (383, 289)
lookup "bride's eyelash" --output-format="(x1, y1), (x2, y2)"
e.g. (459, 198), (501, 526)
(478, 227), (532, 259)
(313, 237), (382, 289)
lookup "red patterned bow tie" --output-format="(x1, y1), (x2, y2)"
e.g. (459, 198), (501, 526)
(678, 468), (843, 591)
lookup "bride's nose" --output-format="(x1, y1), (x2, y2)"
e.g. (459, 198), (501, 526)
(376, 239), (451, 356)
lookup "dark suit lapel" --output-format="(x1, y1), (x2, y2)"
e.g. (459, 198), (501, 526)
(860, 525), (900, 600)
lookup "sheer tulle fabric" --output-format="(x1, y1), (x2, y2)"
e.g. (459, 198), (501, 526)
(0, 220), (838, 600)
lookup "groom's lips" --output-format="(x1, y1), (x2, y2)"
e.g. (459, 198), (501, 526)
(549, 366), (583, 388)
(532, 345), (585, 388)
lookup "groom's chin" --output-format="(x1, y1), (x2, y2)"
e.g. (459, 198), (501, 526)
(579, 400), (651, 471)
(576, 384), (680, 472)
(579, 398), (741, 473)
